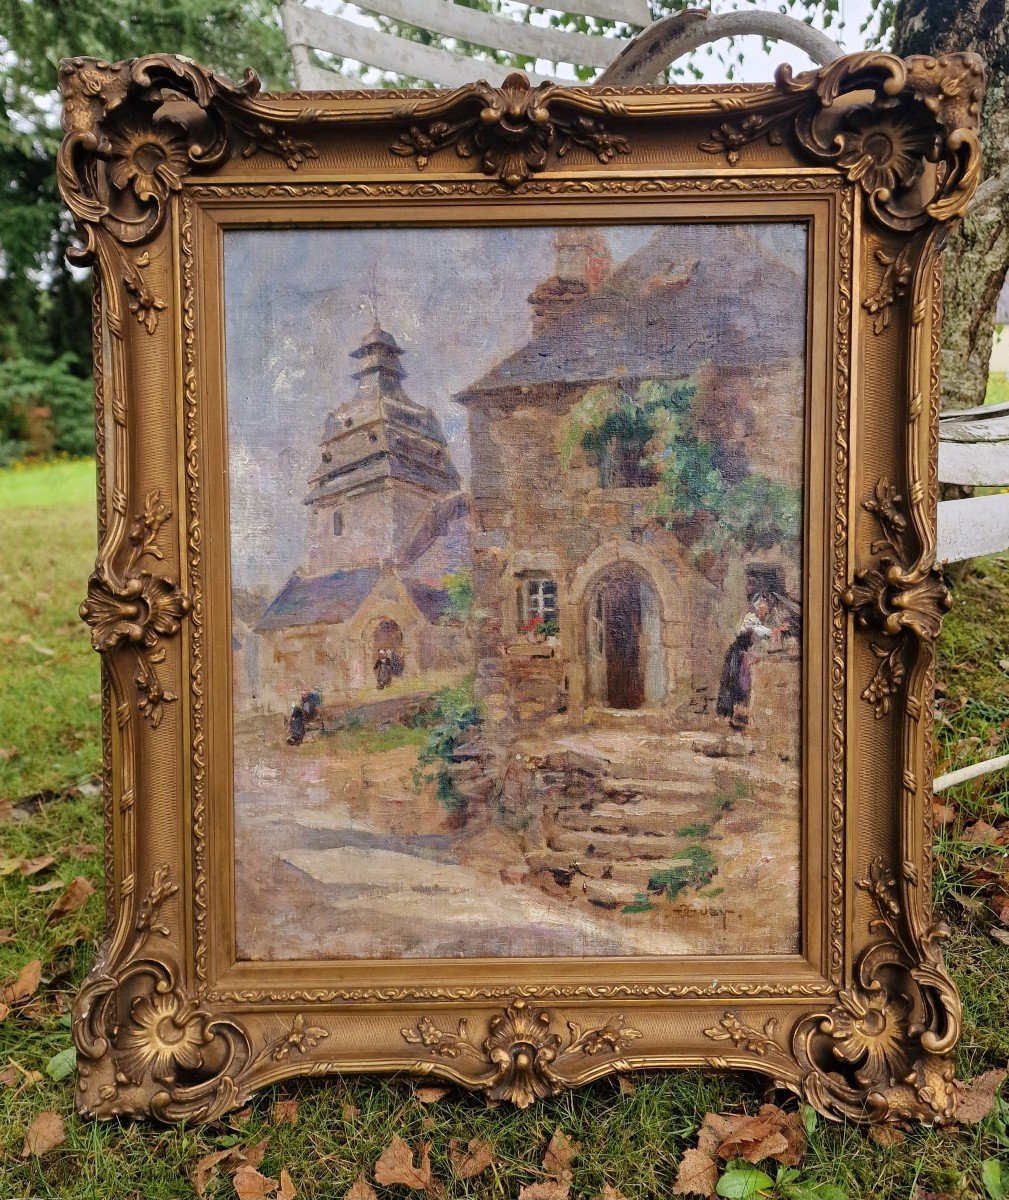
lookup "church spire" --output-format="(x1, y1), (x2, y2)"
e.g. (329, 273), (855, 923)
(350, 322), (406, 396)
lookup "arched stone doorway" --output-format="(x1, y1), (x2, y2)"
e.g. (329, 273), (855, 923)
(372, 618), (404, 661)
(586, 565), (665, 710)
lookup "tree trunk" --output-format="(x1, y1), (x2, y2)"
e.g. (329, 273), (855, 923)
(891, 0), (1009, 410)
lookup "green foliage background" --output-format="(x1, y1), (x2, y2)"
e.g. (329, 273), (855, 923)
(0, 0), (292, 460)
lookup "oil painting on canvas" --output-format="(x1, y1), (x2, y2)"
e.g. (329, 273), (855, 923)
(225, 221), (807, 961)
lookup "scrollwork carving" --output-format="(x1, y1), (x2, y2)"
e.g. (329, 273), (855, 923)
(58, 54), (316, 263)
(389, 71), (630, 187)
(401, 999), (641, 1108)
(699, 52), (983, 232)
(706, 858), (958, 1124)
(74, 866), (327, 1121)
(79, 490), (190, 729)
(843, 476), (951, 718)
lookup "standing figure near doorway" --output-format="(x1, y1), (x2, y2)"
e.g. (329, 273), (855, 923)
(374, 649), (393, 689)
(717, 598), (774, 730)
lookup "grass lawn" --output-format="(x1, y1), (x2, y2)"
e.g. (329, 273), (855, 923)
(2, 459), (1009, 1199)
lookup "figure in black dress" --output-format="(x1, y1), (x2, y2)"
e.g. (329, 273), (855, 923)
(717, 598), (774, 730)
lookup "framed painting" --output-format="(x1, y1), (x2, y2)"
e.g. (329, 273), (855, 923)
(60, 49), (982, 1125)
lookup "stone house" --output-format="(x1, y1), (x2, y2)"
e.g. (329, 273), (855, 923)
(454, 224), (806, 732)
(255, 324), (470, 709)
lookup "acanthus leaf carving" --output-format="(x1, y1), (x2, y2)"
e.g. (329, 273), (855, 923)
(401, 998), (641, 1108)
(79, 489), (190, 728)
(843, 476), (951, 718)
(389, 71), (630, 188)
(698, 52), (983, 231)
(705, 857), (958, 1125)
(74, 865), (327, 1122)
(58, 54), (317, 264)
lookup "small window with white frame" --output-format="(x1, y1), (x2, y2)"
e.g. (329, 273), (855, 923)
(517, 576), (559, 636)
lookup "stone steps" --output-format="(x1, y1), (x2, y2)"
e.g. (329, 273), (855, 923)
(546, 827), (696, 861)
(551, 796), (711, 836)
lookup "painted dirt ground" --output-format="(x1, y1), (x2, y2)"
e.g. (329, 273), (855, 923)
(226, 222), (807, 961)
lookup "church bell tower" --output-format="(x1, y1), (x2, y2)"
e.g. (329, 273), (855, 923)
(304, 323), (460, 575)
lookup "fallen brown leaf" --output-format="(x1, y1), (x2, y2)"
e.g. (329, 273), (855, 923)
(59, 843), (100, 860)
(344, 1174), (377, 1200)
(543, 1129), (580, 1180)
(272, 1097), (300, 1125)
(29, 879), (64, 895)
(21, 1110), (65, 1157)
(4, 959), (42, 1005)
(715, 1105), (806, 1168)
(415, 1085), (450, 1104)
(342, 1102), (361, 1122)
(46, 876), (95, 924)
(991, 926), (1009, 946)
(673, 1146), (719, 1197)
(617, 1075), (637, 1097)
(449, 1137), (494, 1179)
(278, 1168), (296, 1200)
(964, 820), (999, 846)
(233, 1165), (279, 1200)
(374, 1135), (435, 1191)
(955, 1068), (1007, 1124)
(932, 804), (956, 827)
(0, 746), (21, 762)
(518, 1183), (570, 1200)
(243, 1136), (270, 1170)
(673, 1111), (768, 1197)
(19, 855), (56, 877)
(595, 1187), (628, 1200)
(190, 1148), (234, 1196)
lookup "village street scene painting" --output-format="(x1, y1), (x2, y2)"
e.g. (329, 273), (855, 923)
(224, 221), (807, 961)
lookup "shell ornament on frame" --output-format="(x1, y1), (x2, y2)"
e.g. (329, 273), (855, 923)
(59, 51), (982, 1125)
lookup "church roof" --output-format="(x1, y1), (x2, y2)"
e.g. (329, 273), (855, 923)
(256, 567), (454, 631)
(256, 566), (382, 630)
(454, 224), (806, 402)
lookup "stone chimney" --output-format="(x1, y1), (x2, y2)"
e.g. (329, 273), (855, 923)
(527, 229), (612, 334)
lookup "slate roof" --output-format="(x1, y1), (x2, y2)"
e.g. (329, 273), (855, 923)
(404, 581), (452, 622)
(256, 567), (454, 631)
(454, 224), (806, 401)
(256, 566), (382, 631)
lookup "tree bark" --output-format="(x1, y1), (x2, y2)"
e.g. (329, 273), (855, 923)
(891, 0), (1009, 410)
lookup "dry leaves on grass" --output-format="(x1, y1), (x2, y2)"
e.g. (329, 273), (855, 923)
(414, 1084), (451, 1104)
(232, 1165), (296, 1200)
(543, 1129), (580, 1180)
(955, 1068), (1008, 1124)
(448, 1137), (495, 1180)
(271, 1097), (300, 1125)
(518, 1183), (570, 1200)
(2, 959), (42, 1021)
(189, 1136), (271, 1196)
(374, 1135), (438, 1192)
(21, 1110), (65, 1157)
(345, 1176), (378, 1200)
(18, 854), (56, 877)
(45, 876), (95, 924)
(673, 1106), (806, 1197)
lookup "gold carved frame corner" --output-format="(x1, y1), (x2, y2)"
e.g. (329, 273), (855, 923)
(58, 50), (982, 1125)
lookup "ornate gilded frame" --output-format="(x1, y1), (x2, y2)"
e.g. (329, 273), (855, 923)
(59, 51), (982, 1125)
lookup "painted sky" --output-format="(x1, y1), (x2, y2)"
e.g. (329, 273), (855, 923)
(224, 222), (804, 598)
